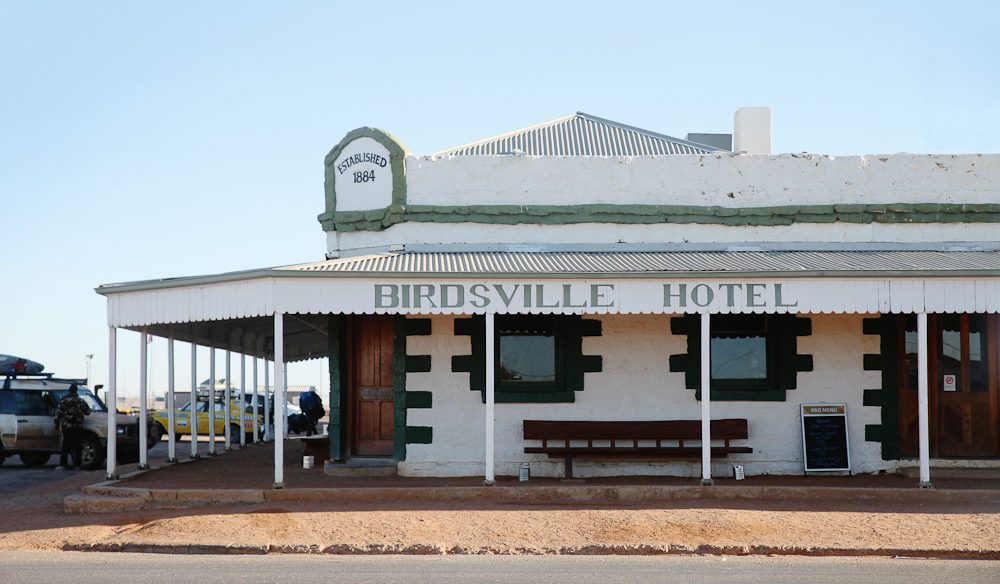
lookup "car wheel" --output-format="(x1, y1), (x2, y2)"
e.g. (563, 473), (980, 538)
(149, 423), (165, 447)
(19, 452), (51, 467)
(77, 434), (104, 470)
(228, 423), (242, 444)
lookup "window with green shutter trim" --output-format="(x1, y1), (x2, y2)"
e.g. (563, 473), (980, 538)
(669, 313), (812, 401)
(452, 314), (601, 403)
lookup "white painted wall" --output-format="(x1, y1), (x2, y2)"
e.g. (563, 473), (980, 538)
(399, 313), (887, 478)
(405, 153), (998, 208)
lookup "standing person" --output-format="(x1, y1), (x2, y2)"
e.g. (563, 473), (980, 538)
(54, 384), (91, 470)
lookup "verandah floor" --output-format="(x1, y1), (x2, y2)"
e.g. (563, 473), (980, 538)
(116, 436), (1000, 494)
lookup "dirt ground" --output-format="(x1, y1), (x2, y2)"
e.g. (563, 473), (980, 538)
(2, 440), (999, 556)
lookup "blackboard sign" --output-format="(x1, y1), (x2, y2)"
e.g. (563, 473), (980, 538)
(800, 404), (851, 472)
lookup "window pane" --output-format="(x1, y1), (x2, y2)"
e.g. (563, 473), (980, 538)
(15, 391), (50, 416)
(904, 320), (918, 392)
(711, 336), (768, 380)
(970, 315), (988, 392)
(500, 335), (555, 383)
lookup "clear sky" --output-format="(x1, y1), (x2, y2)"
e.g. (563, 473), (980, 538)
(1, 1), (998, 398)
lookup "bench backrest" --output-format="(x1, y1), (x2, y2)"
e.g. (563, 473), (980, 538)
(523, 419), (748, 442)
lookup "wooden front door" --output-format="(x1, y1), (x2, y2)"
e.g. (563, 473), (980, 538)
(349, 315), (395, 457)
(898, 314), (1000, 457)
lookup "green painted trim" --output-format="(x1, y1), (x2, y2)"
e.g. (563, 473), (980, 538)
(669, 314), (812, 401)
(319, 127), (409, 232)
(861, 315), (902, 460)
(405, 426), (433, 444)
(405, 391), (432, 409)
(327, 314), (347, 462)
(452, 314), (602, 404)
(404, 319), (432, 336)
(330, 202), (1000, 232)
(405, 355), (431, 373)
(392, 316), (407, 461)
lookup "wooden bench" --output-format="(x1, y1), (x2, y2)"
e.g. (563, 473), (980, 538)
(522, 419), (752, 479)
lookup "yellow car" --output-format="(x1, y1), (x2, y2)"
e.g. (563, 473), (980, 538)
(151, 395), (265, 444)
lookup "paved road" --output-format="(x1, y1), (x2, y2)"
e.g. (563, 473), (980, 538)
(1, 553), (997, 584)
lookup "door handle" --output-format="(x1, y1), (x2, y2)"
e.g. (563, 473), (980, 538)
(16, 419), (28, 423)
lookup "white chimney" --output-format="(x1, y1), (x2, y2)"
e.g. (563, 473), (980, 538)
(733, 106), (772, 155)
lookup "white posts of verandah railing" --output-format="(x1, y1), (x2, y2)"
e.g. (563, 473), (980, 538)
(190, 342), (199, 459)
(138, 329), (149, 470)
(106, 326), (118, 480)
(225, 348), (232, 452)
(208, 344), (216, 456)
(264, 360), (272, 442)
(239, 351), (246, 448)
(917, 312), (932, 488)
(167, 336), (177, 463)
(273, 311), (286, 489)
(252, 355), (260, 443)
(484, 311), (496, 486)
(700, 312), (714, 486)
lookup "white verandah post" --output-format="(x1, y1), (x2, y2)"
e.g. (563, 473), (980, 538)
(190, 342), (199, 459)
(208, 343), (216, 456)
(138, 329), (149, 470)
(700, 312), (714, 486)
(917, 312), (932, 488)
(106, 326), (118, 480)
(264, 359), (272, 442)
(225, 348), (232, 452)
(167, 336), (176, 463)
(273, 312), (286, 489)
(484, 311), (496, 486)
(239, 351), (246, 448)
(252, 354), (260, 442)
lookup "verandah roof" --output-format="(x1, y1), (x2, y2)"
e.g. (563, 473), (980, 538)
(95, 250), (1000, 362)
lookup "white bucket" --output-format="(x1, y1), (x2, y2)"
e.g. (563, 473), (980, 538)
(303, 455), (315, 469)
(519, 462), (530, 482)
(734, 464), (745, 480)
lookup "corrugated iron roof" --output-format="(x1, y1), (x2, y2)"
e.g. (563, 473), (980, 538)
(284, 251), (1000, 277)
(433, 112), (719, 157)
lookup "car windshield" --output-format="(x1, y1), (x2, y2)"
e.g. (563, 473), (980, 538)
(50, 388), (107, 413)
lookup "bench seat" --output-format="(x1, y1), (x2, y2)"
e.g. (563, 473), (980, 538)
(523, 419), (751, 479)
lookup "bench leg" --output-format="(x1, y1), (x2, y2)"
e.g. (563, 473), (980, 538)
(564, 455), (574, 479)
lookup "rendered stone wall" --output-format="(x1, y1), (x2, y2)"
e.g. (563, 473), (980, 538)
(398, 313), (887, 478)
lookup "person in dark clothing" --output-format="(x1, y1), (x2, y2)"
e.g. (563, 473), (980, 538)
(54, 384), (91, 470)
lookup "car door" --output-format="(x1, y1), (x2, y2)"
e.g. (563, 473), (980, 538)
(13, 391), (58, 450)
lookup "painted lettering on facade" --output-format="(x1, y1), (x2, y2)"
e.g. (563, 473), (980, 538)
(336, 151), (389, 175)
(374, 283), (616, 310)
(662, 283), (797, 308)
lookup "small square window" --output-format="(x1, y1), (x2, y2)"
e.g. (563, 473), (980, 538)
(710, 314), (776, 391)
(496, 315), (562, 392)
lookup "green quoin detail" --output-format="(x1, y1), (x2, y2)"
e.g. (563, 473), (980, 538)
(451, 315), (602, 404)
(405, 426), (433, 444)
(399, 317), (433, 457)
(327, 202), (1000, 232)
(317, 127), (409, 232)
(668, 314), (813, 402)
(862, 315), (902, 460)
(327, 314), (348, 462)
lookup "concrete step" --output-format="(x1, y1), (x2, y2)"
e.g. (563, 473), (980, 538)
(323, 457), (397, 477)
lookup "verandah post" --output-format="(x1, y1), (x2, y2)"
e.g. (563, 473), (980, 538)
(700, 312), (714, 486)
(273, 311), (286, 489)
(138, 329), (149, 470)
(106, 326), (118, 480)
(484, 311), (496, 486)
(917, 312), (932, 488)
